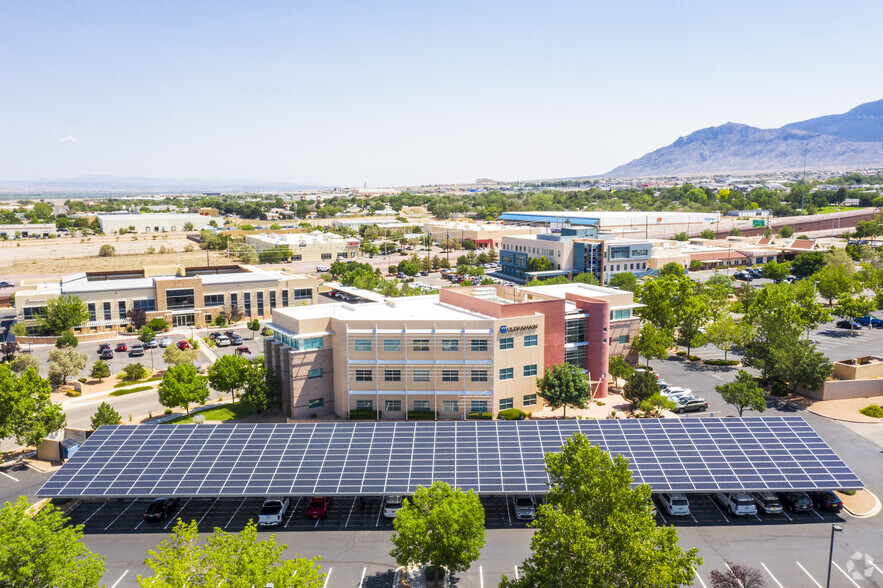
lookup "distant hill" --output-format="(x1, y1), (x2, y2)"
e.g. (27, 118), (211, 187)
(783, 99), (883, 142)
(606, 99), (883, 177)
(0, 175), (326, 195)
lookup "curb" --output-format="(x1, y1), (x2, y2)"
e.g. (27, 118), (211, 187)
(843, 489), (882, 519)
(805, 407), (882, 424)
(24, 460), (62, 474)
(0, 450), (36, 468)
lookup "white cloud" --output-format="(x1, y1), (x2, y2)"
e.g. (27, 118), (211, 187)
(59, 135), (78, 143)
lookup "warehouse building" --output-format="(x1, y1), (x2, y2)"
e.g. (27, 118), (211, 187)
(264, 282), (641, 420)
(421, 221), (542, 248)
(244, 231), (360, 262)
(96, 213), (214, 234)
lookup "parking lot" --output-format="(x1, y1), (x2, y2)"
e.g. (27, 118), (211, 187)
(652, 492), (844, 527)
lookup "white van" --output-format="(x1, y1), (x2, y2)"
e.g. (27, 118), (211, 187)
(316, 265), (331, 273)
(716, 492), (757, 516)
(657, 493), (690, 516)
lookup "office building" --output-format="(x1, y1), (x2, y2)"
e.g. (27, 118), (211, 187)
(96, 213), (214, 234)
(244, 231), (360, 262)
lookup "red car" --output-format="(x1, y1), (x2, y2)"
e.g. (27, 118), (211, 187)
(305, 497), (332, 519)
(177, 341), (191, 350)
(236, 346), (251, 356)
(115, 343), (127, 352)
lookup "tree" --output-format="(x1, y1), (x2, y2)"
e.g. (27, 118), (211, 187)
(658, 262), (685, 278)
(623, 369), (658, 407)
(207, 354), (250, 404)
(146, 318), (169, 332)
(90, 401), (121, 428)
(9, 353), (40, 374)
(786, 341), (832, 392)
(247, 318), (261, 339)
(535, 363), (590, 418)
(674, 295), (710, 357)
(705, 315), (751, 361)
(709, 562), (767, 588)
(607, 355), (634, 387)
(761, 260), (790, 282)
(814, 264), (853, 306)
(673, 232), (688, 241)
(183, 222), (194, 231)
(729, 227), (742, 237)
(55, 330), (78, 348)
(572, 272), (599, 285)
(127, 308), (148, 329)
(632, 323), (672, 367)
(0, 366), (66, 447)
(791, 251), (826, 278)
(500, 434), (701, 588)
(608, 272), (637, 291)
(390, 481), (485, 584)
(98, 244), (115, 257)
(90, 360), (110, 382)
(636, 274), (692, 333)
(138, 326), (155, 344)
(239, 244), (259, 264)
(163, 345), (198, 366)
(139, 519), (324, 588)
(778, 225), (794, 238)
(836, 293), (875, 330)
(122, 362), (150, 382)
(700, 229), (716, 239)
(241, 360), (279, 411)
(37, 295), (89, 335)
(0, 496), (105, 588)
(526, 256), (553, 272)
(47, 346), (88, 385)
(158, 363), (209, 416)
(716, 370), (766, 416)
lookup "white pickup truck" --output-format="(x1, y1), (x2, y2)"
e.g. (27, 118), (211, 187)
(258, 497), (290, 526)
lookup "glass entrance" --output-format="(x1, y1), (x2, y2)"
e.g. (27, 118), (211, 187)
(172, 314), (194, 327)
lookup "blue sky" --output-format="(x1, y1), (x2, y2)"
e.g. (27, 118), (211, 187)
(2, 0), (882, 187)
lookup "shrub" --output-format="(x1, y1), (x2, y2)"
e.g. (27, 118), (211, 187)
(676, 350), (687, 356)
(77, 377), (87, 383)
(407, 410), (437, 420)
(146, 318), (169, 332)
(704, 359), (741, 366)
(498, 408), (527, 420)
(687, 355), (701, 361)
(840, 489), (857, 496)
(770, 381), (788, 397)
(349, 408), (380, 419)
(859, 404), (883, 418)
(213, 315), (227, 327)
(164, 409), (173, 415)
(65, 388), (81, 397)
(98, 244), (115, 257)
(121, 362), (150, 382)
(481, 412), (492, 420)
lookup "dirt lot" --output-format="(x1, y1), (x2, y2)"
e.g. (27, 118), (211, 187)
(1, 249), (231, 276)
(0, 234), (205, 267)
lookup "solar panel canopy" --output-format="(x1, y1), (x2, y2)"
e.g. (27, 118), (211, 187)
(37, 417), (863, 499)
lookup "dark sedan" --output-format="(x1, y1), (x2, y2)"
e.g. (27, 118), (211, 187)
(779, 491), (814, 513)
(100, 349), (114, 360)
(835, 319), (863, 330)
(143, 497), (179, 521)
(808, 491), (843, 512)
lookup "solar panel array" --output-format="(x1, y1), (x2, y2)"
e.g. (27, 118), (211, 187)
(37, 417), (863, 498)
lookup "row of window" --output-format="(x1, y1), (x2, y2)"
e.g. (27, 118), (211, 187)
(353, 364), (538, 383)
(608, 262), (647, 273)
(352, 334), (537, 353)
(354, 394), (538, 413)
(504, 244), (561, 257)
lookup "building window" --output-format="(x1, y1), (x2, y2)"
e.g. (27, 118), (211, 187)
(470, 339), (488, 352)
(383, 339), (401, 352)
(269, 291), (277, 309)
(610, 309), (632, 320)
(293, 254), (302, 262)
(166, 288), (195, 310)
(281, 290), (289, 306)
(355, 369), (373, 382)
(524, 334), (538, 347)
(22, 306), (46, 320)
(632, 248), (649, 257)
(205, 313), (212, 324)
(565, 347), (586, 369)
(565, 319), (585, 343)
(103, 301), (112, 321)
(523, 364), (537, 377)
(118, 301), (126, 320)
(384, 369), (402, 382)
(204, 294), (224, 307)
(618, 334), (629, 344)
(307, 368), (323, 379)
(523, 394), (537, 407)
(610, 246), (630, 260)
(499, 398), (513, 410)
(470, 400), (488, 413)
(309, 398), (324, 409)
(87, 303), (96, 322)
(256, 291), (264, 316)
(354, 339), (372, 352)
(356, 400), (373, 410)
(442, 400), (459, 412)
(302, 336), (324, 350)
(385, 400), (402, 412)
(244, 292), (252, 317)
(413, 369), (430, 382)
(412, 339), (430, 352)
(294, 288), (312, 301)
(133, 298), (157, 312)
(499, 337), (514, 350)
(321, 253), (332, 260)
(441, 369), (458, 382)
(499, 368), (514, 381)
(441, 339), (459, 352)
(230, 293), (238, 312)
(413, 400), (431, 412)
(470, 369), (488, 382)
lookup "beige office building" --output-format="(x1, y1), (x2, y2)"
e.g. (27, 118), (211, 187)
(244, 231), (360, 262)
(421, 221), (542, 248)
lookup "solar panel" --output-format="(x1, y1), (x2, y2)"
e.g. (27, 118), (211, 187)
(36, 417), (863, 499)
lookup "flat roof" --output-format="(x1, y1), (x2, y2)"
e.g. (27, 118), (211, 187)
(273, 294), (492, 323)
(523, 282), (631, 299)
(37, 418), (862, 499)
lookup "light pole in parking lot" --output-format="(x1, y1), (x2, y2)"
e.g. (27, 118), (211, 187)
(826, 523), (843, 588)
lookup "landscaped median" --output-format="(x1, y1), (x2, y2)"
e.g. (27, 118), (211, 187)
(158, 402), (254, 424)
(836, 489), (882, 518)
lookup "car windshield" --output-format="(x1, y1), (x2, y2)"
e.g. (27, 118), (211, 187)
(386, 497), (403, 507)
(515, 498), (533, 507)
(308, 500), (325, 508)
(147, 501), (165, 513)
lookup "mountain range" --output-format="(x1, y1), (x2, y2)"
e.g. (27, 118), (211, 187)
(606, 99), (883, 177)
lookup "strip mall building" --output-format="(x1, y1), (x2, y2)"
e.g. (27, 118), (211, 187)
(265, 283), (641, 420)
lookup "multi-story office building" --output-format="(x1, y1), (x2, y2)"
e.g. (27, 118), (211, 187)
(244, 231), (360, 262)
(16, 264), (318, 335)
(264, 283), (641, 420)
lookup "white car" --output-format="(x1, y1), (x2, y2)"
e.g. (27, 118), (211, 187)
(215, 335), (231, 347)
(258, 497), (290, 526)
(512, 495), (537, 520)
(716, 492), (757, 516)
(383, 495), (405, 518)
(657, 493), (690, 516)
(316, 265), (330, 273)
(663, 386), (692, 396)
(158, 336), (173, 348)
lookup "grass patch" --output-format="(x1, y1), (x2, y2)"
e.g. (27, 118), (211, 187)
(704, 359), (740, 366)
(839, 489), (857, 496)
(164, 403), (254, 424)
(816, 205), (868, 214)
(109, 385), (153, 396)
(859, 404), (883, 418)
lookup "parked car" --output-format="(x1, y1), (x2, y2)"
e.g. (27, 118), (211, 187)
(258, 497), (290, 526)
(0, 281), (12, 288)
(749, 492), (783, 514)
(663, 386), (692, 396)
(835, 319), (863, 330)
(158, 336), (172, 347)
(657, 380), (669, 391)
(129, 344), (145, 357)
(229, 334), (243, 345)
(779, 491), (814, 513)
(100, 349), (114, 360)
(808, 491), (843, 512)
(855, 315), (883, 328)
(383, 495), (405, 518)
(747, 268), (763, 278)
(236, 346), (251, 356)
(305, 497), (332, 519)
(143, 497), (179, 521)
(512, 495), (537, 520)
(144, 338), (158, 349)
(98, 343), (111, 353)
(115, 343), (127, 352)
(715, 492), (757, 516)
(177, 340), (191, 350)
(676, 397), (708, 414)
(420, 270), (429, 276)
(215, 335), (231, 347)
(396, 272), (406, 279)
(733, 272), (752, 281)
(656, 493), (690, 516)
(316, 265), (330, 273)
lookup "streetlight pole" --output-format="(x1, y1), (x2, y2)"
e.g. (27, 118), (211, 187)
(826, 523), (843, 588)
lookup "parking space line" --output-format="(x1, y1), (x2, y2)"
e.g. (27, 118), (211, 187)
(834, 561), (861, 587)
(109, 570), (129, 588)
(314, 516), (320, 528)
(707, 497), (730, 523)
(811, 508), (824, 521)
(358, 566), (367, 587)
(514, 565), (519, 580)
(345, 497), (356, 528)
(872, 561), (883, 577)
(197, 498), (219, 526)
(780, 509), (792, 522)
(135, 519), (144, 530)
(81, 503), (106, 525)
(105, 500), (138, 530)
(225, 498), (246, 528)
(375, 502), (383, 527)
(479, 565), (484, 588)
(691, 566), (707, 588)
(506, 502), (511, 527)
(796, 561), (822, 588)
(284, 497), (302, 528)
(322, 567), (332, 588)
(759, 563), (783, 588)
(165, 498), (191, 529)
(0, 471), (20, 482)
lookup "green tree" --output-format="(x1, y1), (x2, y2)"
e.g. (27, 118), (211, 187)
(526, 256), (553, 272)
(90, 401), (121, 428)
(247, 318), (261, 339)
(571, 272), (599, 285)
(55, 329), (78, 348)
(183, 222), (194, 231)
(636, 274), (692, 333)
(241, 360), (279, 411)
(632, 323), (672, 367)
(623, 369), (658, 407)
(500, 434), (701, 588)
(535, 363), (590, 418)
(98, 244), (115, 257)
(122, 362), (150, 382)
(702, 274), (734, 315)
(674, 295), (710, 357)
(238, 244), (259, 264)
(790, 251), (826, 278)
(836, 293), (875, 329)
(0, 496), (105, 588)
(207, 354), (251, 404)
(814, 264), (853, 306)
(89, 360), (110, 382)
(778, 225), (794, 238)
(158, 363), (209, 416)
(607, 355), (634, 387)
(138, 326), (156, 344)
(162, 345), (198, 366)
(729, 227), (742, 237)
(37, 295), (90, 335)
(700, 229), (716, 239)
(785, 341), (832, 392)
(9, 353), (40, 374)
(761, 260), (790, 282)
(0, 366), (66, 447)
(716, 370), (766, 417)
(146, 318), (169, 332)
(138, 520), (324, 588)
(608, 272), (637, 291)
(673, 232), (688, 241)
(704, 315), (751, 362)
(390, 481), (485, 584)
(47, 346), (88, 385)
(657, 262), (685, 278)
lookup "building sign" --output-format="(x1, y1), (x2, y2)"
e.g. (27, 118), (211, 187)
(752, 220), (765, 227)
(501, 324), (538, 333)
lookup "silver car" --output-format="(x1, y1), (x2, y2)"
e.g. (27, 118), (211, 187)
(512, 495), (537, 520)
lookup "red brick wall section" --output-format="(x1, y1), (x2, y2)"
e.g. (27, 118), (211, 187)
(566, 293), (610, 398)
